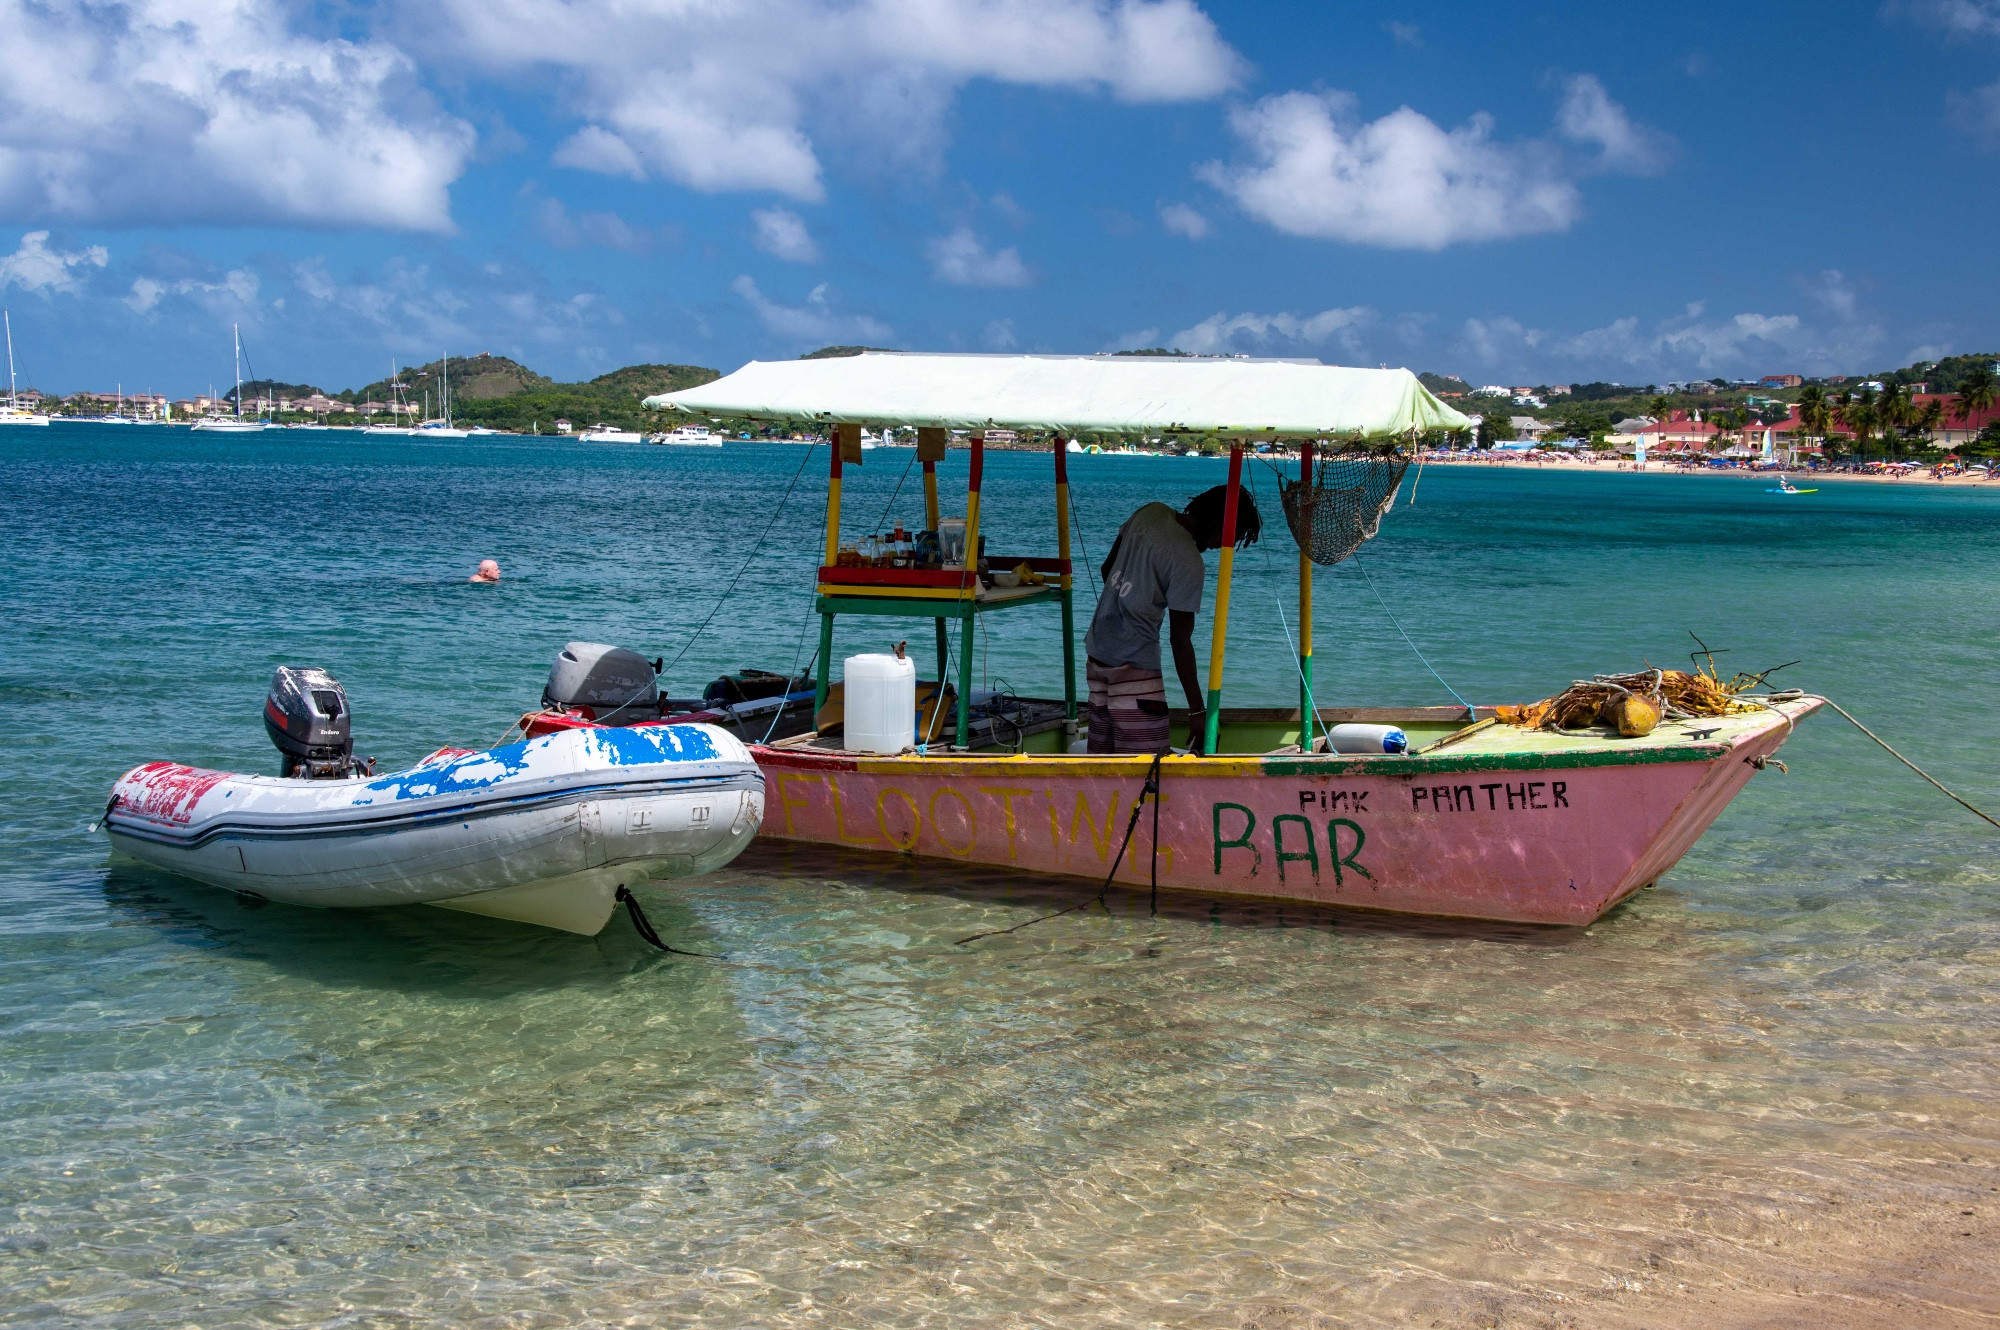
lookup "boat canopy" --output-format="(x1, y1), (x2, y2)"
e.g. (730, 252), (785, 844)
(644, 352), (1472, 438)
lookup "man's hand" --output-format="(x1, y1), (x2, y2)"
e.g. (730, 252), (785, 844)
(1184, 707), (1208, 755)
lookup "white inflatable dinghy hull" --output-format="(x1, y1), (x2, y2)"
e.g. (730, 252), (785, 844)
(103, 724), (763, 936)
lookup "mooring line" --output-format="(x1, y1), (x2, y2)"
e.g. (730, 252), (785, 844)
(1821, 700), (2000, 830)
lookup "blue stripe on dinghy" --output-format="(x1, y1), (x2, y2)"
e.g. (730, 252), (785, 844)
(108, 770), (761, 849)
(359, 725), (726, 804)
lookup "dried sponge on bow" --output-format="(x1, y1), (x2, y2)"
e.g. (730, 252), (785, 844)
(1496, 668), (1754, 736)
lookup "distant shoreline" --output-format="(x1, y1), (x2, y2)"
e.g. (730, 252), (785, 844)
(1414, 454), (2000, 488)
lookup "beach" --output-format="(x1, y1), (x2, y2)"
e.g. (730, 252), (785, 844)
(1418, 451), (2000, 487)
(3, 426), (1996, 1329)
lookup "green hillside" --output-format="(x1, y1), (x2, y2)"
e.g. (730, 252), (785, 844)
(341, 354), (551, 406)
(230, 379), (324, 404)
(314, 357), (724, 432)
(587, 364), (720, 398)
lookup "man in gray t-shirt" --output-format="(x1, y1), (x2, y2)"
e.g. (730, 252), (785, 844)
(1083, 484), (1260, 754)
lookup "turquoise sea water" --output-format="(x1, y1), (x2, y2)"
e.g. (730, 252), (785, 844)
(3, 427), (1997, 1326)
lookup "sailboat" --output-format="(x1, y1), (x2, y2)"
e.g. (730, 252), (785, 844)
(190, 326), (265, 433)
(362, 359), (415, 435)
(413, 354), (468, 437)
(1, 310), (50, 426)
(99, 383), (136, 425)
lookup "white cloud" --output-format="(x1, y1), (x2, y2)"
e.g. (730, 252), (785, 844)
(1948, 79), (2000, 138)
(0, 0), (473, 231)
(125, 268), (260, 316)
(0, 231), (107, 293)
(435, 0), (1243, 198)
(1199, 76), (1666, 249)
(1199, 92), (1580, 249)
(732, 274), (891, 345)
(1805, 268), (1858, 318)
(1384, 20), (1422, 47)
(983, 317), (1017, 349)
(534, 197), (656, 253)
(1454, 298), (1886, 382)
(751, 207), (822, 262)
(926, 227), (1032, 286)
(1898, 0), (2000, 36)
(1170, 306), (1372, 356)
(1555, 74), (1672, 173)
(1159, 202), (1212, 238)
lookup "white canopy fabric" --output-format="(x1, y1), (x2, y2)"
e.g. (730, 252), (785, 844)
(644, 352), (1472, 438)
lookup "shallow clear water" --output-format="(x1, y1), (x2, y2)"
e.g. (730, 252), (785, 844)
(3, 429), (1998, 1326)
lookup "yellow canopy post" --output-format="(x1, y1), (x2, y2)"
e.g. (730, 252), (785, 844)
(1298, 439), (1315, 745)
(1203, 444), (1244, 755)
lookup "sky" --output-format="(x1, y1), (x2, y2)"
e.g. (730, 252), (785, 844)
(1, 0), (1997, 397)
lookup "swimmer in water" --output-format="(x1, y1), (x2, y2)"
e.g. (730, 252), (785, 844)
(469, 559), (501, 584)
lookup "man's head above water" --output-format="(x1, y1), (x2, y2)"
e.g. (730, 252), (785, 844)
(1180, 484), (1263, 552)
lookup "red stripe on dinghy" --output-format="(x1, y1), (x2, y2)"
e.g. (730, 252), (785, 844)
(114, 762), (231, 825)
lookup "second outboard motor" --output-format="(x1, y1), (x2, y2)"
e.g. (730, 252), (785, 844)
(543, 642), (661, 721)
(264, 666), (355, 778)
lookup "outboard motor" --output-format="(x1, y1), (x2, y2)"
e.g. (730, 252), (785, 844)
(264, 666), (356, 779)
(543, 642), (661, 722)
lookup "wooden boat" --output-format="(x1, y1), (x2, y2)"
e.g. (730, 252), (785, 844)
(754, 700), (1818, 927)
(642, 353), (1821, 927)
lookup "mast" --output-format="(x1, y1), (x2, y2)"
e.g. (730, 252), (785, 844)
(442, 353), (449, 426)
(232, 323), (242, 420)
(5, 310), (15, 410)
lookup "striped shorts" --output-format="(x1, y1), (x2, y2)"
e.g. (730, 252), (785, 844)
(1086, 658), (1171, 755)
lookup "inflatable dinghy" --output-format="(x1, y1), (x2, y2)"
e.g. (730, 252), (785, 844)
(103, 724), (764, 936)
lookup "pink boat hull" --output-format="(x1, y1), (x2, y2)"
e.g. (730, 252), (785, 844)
(752, 700), (1819, 926)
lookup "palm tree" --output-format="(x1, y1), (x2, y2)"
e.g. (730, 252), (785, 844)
(1955, 363), (1998, 446)
(1877, 382), (1912, 455)
(1797, 384), (1829, 460)
(1709, 409), (1738, 455)
(1913, 397), (1945, 451)
(1837, 390), (1876, 454)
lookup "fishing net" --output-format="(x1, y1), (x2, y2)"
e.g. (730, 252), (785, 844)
(1278, 443), (1410, 566)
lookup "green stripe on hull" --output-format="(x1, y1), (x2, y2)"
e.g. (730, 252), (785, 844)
(1260, 743), (1725, 778)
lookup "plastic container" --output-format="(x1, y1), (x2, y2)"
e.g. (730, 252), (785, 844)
(938, 518), (967, 566)
(843, 652), (916, 753)
(1322, 723), (1409, 754)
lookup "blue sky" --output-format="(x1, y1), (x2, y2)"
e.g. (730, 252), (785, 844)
(1, 0), (1996, 397)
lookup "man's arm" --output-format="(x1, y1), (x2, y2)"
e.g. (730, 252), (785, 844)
(1168, 608), (1204, 753)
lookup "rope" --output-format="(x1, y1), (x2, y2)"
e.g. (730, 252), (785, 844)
(615, 885), (725, 957)
(1350, 556), (1475, 714)
(869, 447), (920, 538)
(1067, 480), (1100, 600)
(1821, 700), (2000, 830)
(662, 441), (819, 676)
(956, 749), (1164, 944)
(1248, 467), (1324, 752)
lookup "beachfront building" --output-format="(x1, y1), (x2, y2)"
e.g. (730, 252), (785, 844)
(1916, 393), (2000, 449)
(1631, 411), (1719, 456)
(1759, 374), (1804, 388)
(1509, 416), (1554, 445)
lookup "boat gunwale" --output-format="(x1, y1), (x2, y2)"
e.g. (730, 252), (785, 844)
(752, 699), (1818, 777)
